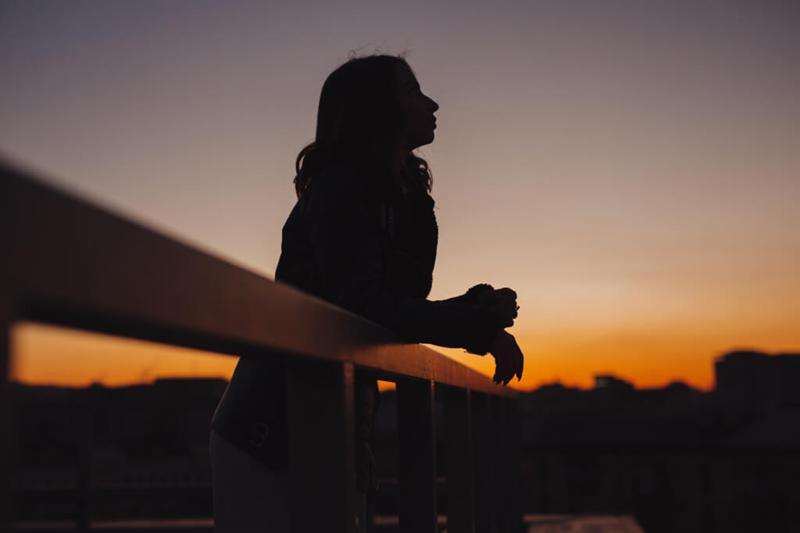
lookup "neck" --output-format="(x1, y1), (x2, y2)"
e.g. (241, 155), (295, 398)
(390, 145), (409, 175)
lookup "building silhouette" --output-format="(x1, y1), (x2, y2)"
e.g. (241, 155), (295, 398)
(715, 350), (800, 416)
(520, 350), (800, 533)
(10, 349), (800, 532)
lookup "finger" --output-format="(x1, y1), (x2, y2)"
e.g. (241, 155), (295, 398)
(496, 302), (516, 319)
(498, 290), (518, 311)
(487, 310), (516, 330)
(487, 301), (516, 327)
(497, 287), (517, 300)
(502, 358), (514, 385)
(501, 298), (518, 319)
(498, 364), (507, 385)
(494, 364), (503, 384)
(495, 358), (507, 385)
(484, 288), (516, 307)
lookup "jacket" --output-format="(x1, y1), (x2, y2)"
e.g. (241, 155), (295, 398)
(211, 161), (500, 484)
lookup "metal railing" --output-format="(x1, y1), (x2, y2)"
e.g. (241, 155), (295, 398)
(0, 159), (522, 532)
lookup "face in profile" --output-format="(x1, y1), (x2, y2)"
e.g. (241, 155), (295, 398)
(395, 63), (440, 151)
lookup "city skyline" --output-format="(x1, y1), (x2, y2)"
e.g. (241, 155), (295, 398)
(12, 321), (793, 391)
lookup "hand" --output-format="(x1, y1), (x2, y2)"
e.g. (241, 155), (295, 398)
(477, 287), (519, 328)
(488, 330), (524, 385)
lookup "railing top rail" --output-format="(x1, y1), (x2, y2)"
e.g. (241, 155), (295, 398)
(1, 160), (515, 397)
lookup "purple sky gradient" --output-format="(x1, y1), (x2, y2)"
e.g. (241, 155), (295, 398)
(2, 0), (798, 389)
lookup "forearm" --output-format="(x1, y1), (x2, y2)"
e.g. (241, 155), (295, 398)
(386, 295), (500, 356)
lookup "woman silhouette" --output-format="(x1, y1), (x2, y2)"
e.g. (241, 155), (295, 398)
(210, 54), (524, 531)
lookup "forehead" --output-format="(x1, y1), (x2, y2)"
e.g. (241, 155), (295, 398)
(395, 62), (419, 86)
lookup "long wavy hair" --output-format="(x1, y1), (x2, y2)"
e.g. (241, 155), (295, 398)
(293, 54), (433, 200)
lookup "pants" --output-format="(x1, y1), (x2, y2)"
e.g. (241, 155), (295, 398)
(210, 430), (290, 532)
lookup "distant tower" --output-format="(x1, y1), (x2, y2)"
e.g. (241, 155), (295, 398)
(714, 350), (779, 414)
(775, 353), (800, 408)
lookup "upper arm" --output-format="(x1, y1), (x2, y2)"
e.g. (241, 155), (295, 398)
(307, 179), (397, 324)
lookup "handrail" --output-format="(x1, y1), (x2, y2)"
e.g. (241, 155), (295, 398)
(0, 159), (522, 532)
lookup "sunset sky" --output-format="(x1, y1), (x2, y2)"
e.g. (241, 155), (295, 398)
(2, 1), (798, 391)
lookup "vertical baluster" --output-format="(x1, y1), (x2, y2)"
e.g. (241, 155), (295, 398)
(497, 397), (523, 533)
(397, 378), (437, 533)
(472, 392), (497, 533)
(443, 386), (475, 532)
(0, 302), (13, 528)
(75, 389), (93, 532)
(353, 369), (379, 533)
(287, 359), (358, 533)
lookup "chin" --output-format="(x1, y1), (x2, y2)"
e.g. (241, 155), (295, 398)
(419, 133), (436, 148)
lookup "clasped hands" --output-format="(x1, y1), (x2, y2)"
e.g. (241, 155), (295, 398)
(469, 284), (525, 386)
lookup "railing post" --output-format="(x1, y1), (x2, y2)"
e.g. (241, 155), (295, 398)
(443, 386), (475, 532)
(397, 378), (437, 533)
(471, 392), (497, 533)
(287, 359), (358, 533)
(498, 397), (523, 532)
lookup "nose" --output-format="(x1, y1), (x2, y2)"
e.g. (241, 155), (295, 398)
(428, 95), (439, 113)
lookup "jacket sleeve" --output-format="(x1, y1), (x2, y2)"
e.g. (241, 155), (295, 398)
(308, 179), (499, 356)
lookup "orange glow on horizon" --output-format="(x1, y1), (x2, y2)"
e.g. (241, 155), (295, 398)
(10, 322), (238, 388)
(12, 321), (797, 393)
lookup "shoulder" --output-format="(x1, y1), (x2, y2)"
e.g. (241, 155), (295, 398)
(309, 162), (364, 200)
